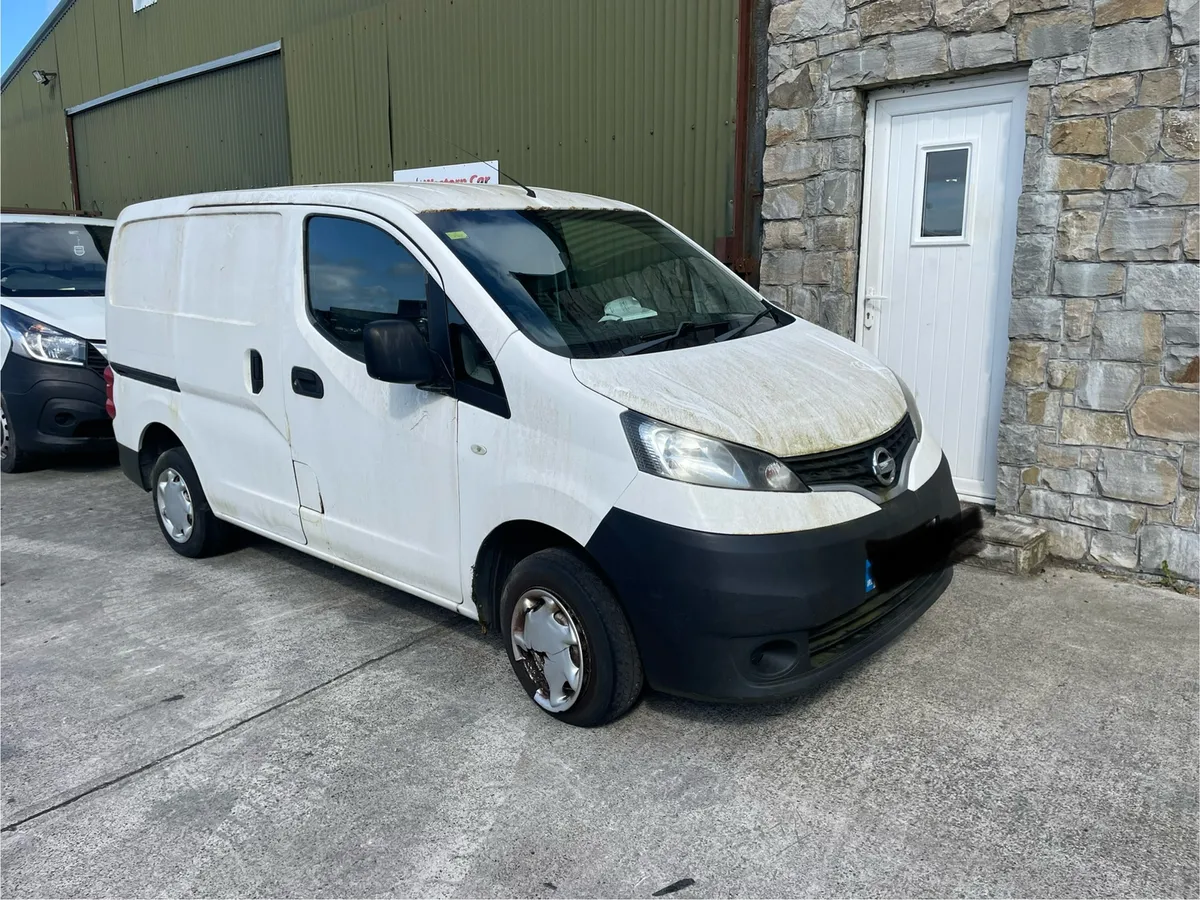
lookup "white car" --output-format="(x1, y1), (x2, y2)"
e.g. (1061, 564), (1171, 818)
(1, 212), (117, 473)
(105, 184), (978, 726)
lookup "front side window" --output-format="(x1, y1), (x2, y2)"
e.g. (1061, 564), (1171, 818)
(419, 209), (787, 359)
(0, 222), (113, 297)
(304, 215), (429, 356)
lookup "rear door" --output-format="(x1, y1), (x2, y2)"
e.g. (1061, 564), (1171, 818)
(174, 208), (305, 542)
(281, 208), (461, 603)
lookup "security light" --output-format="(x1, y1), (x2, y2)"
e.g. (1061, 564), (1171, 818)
(31, 70), (56, 86)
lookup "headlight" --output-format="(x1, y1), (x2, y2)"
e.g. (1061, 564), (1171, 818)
(1, 307), (88, 366)
(621, 411), (806, 492)
(894, 373), (923, 440)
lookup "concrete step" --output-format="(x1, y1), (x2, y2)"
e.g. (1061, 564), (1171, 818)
(958, 503), (1049, 576)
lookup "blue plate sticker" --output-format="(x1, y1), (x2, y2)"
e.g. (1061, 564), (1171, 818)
(865, 559), (876, 593)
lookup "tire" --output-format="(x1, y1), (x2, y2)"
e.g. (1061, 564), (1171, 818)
(500, 547), (643, 727)
(149, 446), (229, 558)
(0, 395), (31, 474)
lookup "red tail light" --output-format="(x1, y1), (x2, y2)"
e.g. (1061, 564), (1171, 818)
(104, 365), (116, 418)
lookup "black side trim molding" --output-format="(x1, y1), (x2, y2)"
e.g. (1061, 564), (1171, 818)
(110, 362), (180, 392)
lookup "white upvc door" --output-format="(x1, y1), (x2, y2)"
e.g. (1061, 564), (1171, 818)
(857, 74), (1027, 503)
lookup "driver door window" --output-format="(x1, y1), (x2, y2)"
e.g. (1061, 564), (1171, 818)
(304, 215), (430, 358)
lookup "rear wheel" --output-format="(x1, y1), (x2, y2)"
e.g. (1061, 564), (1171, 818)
(0, 395), (31, 474)
(150, 446), (229, 557)
(500, 547), (643, 727)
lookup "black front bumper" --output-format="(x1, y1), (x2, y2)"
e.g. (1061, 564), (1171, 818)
(2, 353), (114, 454)
(585, 455), (972, 702)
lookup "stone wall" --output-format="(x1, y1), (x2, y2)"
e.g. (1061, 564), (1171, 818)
(761, 0), (1200, 579)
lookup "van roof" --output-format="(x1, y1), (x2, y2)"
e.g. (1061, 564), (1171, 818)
(1, 213), (117, 226)
(118, 183), (643, 219)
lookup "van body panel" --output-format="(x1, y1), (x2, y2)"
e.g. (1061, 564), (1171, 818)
(571, 318), (907, 459)
(106, 215), (185, 381)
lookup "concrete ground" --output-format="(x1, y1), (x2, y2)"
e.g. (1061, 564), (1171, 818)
(1, 463), (1197, 899)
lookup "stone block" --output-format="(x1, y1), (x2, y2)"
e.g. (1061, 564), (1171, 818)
(1016, 10), (1091, 60)
(1107, 166), (1137, 191)
(787, 285), (821, 320)
(764, 141), (827, 184)
(1038, 444), (1081, 466)
(997, 465), (1022, 510)
(1043, 520), (1090, 559)
(950, 31), (1016, 69)
(1061, 407), (1131, 446)
(1139, 524), (1199, 580)
(1089, 531), (1139, 568)
(1040, 467), (1094, 493)
(1087, 19), (1171, 76)
(1053, 76), (1138, 116)
(1139, 67), (1185, 106)
(1026, 87), (1051, 135)
(802, 252), (832, 284)
(1010, 296), (1063, 339)
(1165, 352), (1199, 383)
(1064, 192), (1108, 209)
(812, 217), (857, 250)
(1070, 495), (1144, 531)
(770, 0), (848, 39)
(1052, 261), (1125, 296)
(1060, 53), (1089, 81)
(1165, 312), (1199, 346)
(827, 46), (889, 88)
(1125, 263), (1200, 310)
(762, 184), (807, 219)
(1012, 0), (1068, 11)
(1003, 385), (1027, 420)
(998, 422), (1043, 463)
(1131, 386), (1200, 440)
(1016, 193), (1060, 232)
(811, 103), (864, 139)
(1064, 298), (1095, 341)
(819, 31), (861, 55)
(765, 109), (810, 146)
(1081, 447), (1102, 469)
(763, 220), (809, 249)
(828, 138), (865, 169)
(1094, 312), (1165, 361)
(857, 0), (933, 35)
(760, 250), (807, 285)
(1098, 208), (1184, 260)
(820, 171), (861, 215)
(1006, 340), (1049, 387)
(1046, 157), (1109, 191)
(1028, 59), (1060, 85)
(1057, 210), (1101, 261)
(1162, 109), (1200, 159)
(1136, 163), (1200, 206)
(934, 0), (1011, 31)
(769, 65), (818, 109)
(1100, 447), (1181, 503)
(1011, 233), (1055, 294)
(1183, 445), (1199, 488)
(1174, 490), (1196, 528)
(1184, 46), (1199, 106)
(1110, 107), (1164, 164)
(768, 40), (820, 82)
(1170, 0), (1200, 44)
(1048, 358), (1079, 389)
(1020, 488), (1071, 519)
(888, 31), (951, 79)
(1095, 0), (1166, 25)
(1049, 118), (1108, 156)
(1076, 360), (1143, 410)
(1026, 389), (1062, 425)
(1185, 210), (1199, 260)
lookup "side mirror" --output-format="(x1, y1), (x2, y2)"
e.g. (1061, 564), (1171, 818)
(363, 319), (434, 385)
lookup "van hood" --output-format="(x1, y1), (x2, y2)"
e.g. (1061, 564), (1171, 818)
(2, 296), (106, 341)
(570, 318), (907, 458)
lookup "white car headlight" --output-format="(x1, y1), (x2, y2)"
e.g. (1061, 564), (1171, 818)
(621, 411), (805, 492)
(1, 307), (88, 366)
(894, 373), (923, 440)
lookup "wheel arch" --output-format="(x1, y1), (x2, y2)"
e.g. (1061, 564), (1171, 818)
(134, 422), (184, 490)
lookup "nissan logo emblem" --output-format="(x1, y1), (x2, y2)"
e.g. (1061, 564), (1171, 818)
(871, 447), (897, 487)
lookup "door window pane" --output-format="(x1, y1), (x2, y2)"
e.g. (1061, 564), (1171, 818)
(305, 216), (429, 354)
(920, 148), (969, 238)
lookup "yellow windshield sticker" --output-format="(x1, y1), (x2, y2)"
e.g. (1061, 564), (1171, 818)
(446, 230), (468, 240)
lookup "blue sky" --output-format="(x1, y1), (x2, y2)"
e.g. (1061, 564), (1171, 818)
(2, 0), (58, 74)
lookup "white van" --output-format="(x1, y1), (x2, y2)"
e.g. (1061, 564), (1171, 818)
(106, 184), (978, 726)
(1, 213), (117, 472)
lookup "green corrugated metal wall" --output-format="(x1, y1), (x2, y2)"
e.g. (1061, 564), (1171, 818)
(2, 0), (738, 247)
(73, 54), (290, 216)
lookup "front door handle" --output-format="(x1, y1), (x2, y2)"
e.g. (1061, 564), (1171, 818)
(863, 295), (886, 330)
(291, 366), (324, 399)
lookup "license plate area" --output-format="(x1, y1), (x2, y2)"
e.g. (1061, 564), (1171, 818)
(865, 507), (983, 593)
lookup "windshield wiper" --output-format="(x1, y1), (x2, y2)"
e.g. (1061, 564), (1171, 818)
(715, 306), (776, 343)
(620, 321), (698, 356)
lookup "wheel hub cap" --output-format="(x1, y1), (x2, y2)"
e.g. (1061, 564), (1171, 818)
(1, 406), (9, 461)
(511, 589), (583, 712)
(156, 468), (194, 543)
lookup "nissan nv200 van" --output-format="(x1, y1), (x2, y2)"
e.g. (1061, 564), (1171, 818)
(106, 184), (978, 726)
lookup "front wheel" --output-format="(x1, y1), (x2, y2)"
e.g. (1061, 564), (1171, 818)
(0, 395), (31, 474)
(149, 446), (229, 558)
(500, 547), (643, 727)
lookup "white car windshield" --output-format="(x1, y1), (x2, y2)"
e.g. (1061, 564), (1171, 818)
(1, 222), (113, 298)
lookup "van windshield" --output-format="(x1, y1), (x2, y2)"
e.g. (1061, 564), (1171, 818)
(419, 209), (787, 358)
(0, 222), (113, 298)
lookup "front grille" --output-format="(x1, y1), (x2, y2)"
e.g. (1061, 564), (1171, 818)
(807, 570), (940, 669)
(784, 414), (916, 492)
(86, 342), (107, 374)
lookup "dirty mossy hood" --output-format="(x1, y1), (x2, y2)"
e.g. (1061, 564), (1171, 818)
(570, 318), (908, 458)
